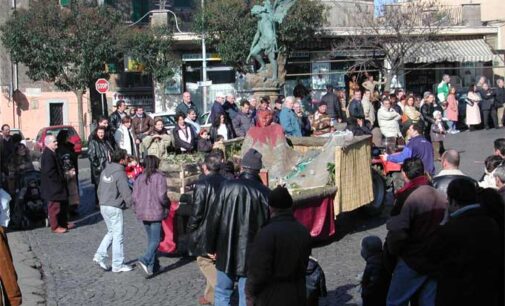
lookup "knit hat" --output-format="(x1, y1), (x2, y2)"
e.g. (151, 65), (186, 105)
(268, 185), (293, 209)
(360, 235), (383, 260)
(241, 149), (263, 171)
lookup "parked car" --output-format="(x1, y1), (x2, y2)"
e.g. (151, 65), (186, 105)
(34, 125), (82, 154)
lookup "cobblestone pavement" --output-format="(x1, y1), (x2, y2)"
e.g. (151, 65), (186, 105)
(12, 128), (502, 306)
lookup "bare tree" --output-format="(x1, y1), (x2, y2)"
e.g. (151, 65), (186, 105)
(332, 0), (452, 89)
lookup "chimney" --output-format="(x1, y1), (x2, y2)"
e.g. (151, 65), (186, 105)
(462, 3), (481, 27)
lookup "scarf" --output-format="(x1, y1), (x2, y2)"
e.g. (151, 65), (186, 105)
(394, 175), (430, 198)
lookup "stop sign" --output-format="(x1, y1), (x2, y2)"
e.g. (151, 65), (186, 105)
(95, 78), (109, 94)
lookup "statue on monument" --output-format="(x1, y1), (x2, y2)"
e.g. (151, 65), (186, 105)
(247, 0), (297, 81)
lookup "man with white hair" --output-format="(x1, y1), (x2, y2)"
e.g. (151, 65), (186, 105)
(210, 93), (226, 124)
(41, 135), (72, 234)
(494, 165), (505, 201)
(223, 93), (239, 120)
(279, 96), (302, 137)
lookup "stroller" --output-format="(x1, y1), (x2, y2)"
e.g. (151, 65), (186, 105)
(9, 170), (45, 229)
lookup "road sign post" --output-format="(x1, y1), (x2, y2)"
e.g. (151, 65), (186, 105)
(95, 79), (109, 116)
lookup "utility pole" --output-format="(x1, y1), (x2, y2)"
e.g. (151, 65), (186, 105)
(201, 0), (208, 114)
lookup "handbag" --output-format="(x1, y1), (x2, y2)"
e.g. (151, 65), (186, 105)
(465, 98), (474, 106)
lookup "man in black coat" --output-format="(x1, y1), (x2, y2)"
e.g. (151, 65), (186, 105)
(40, 135), (70, 234)
(206, 149), (270, 306)
(479, 82), (498, 129)
(320, 85), (343, 122)
(187, 152), (227, 305)
(495, 78), (505, 128)
(246, 185), (311, 306)
(109, 100), (127, 133)
(429, 178), (503, 306)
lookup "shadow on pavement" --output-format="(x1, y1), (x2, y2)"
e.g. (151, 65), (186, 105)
(148, 257), (195, 279)
(323, 284), (359, 306)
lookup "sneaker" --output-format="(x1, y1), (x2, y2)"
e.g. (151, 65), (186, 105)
(112, 264), (133, 273)
(138, 260), (152, 276)
(93, 257), (110, 271)
(51, 227), (67, 234)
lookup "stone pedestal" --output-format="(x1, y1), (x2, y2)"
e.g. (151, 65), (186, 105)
(250, 87), (281, 103)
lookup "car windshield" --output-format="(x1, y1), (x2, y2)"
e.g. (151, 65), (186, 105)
(46, 127), (77, 138)
(154, 115), (176, 127)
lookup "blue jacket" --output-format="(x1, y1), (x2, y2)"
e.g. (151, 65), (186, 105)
(279, 107), (302, 137)
(210, 101), (225, 124)
(388, 135), (435, 175)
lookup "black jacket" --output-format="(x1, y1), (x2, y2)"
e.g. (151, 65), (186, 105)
(173, 124), (197, 153)
(109, 110), (125, 132)
(429, 207), (503, 306)
(206, 172), (270, 277)
(479, 88), (495, 111)
(187, 173), (227, 257)
(432, 174), (477, 198)
(88, 138), (114, 185)
(40, 148), (68, 202)
(420, 103), (436, 128)
(88, 127), (116, 149)
(495, 86), (505, 107)
(361, 253), (390, 306)
(348, 99), (365, 119)
(296, 114), (312, 137)
(320, 92), (343, 120)
(246, 213), (312, 306)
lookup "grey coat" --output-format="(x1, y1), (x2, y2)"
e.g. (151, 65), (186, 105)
(98, 162), (133, 209)
(232, 111), (254, 137)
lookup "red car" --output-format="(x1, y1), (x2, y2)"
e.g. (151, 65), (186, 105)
(35, 125), (83, 154)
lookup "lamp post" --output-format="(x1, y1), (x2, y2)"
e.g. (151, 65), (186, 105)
(201, 0), (208, 114)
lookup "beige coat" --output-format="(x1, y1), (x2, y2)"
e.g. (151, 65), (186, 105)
(362, 98), (376, 125)
(404, 105), (421, 122)
(378, 107), (402, 138)
(466, 92), (482, 126)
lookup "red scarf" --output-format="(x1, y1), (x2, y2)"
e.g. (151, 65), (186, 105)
(394, 175), (430, 198)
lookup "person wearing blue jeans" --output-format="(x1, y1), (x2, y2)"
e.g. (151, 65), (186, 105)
(215, 271), (247, 306)
(132, 155), (169, 277)
(387, 259), (437, 306)
(93, 149), (134, 273)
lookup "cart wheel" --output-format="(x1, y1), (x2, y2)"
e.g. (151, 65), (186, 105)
(364, 168), (386, 216)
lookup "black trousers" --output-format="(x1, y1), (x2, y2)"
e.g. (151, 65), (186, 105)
(482, 107), (498, 129)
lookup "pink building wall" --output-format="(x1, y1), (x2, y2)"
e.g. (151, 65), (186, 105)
(0, 90), (91, 140)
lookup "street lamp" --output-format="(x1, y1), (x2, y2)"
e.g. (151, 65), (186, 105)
(201, 0), (208, 114)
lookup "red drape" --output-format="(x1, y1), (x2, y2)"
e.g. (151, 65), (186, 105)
(293, 195), (336, 240)
(158, 201), (180, 254)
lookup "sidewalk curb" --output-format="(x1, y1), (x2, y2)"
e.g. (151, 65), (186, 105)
(7, 231), (46, 306)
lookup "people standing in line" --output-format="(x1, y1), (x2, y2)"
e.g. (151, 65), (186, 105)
(141, 119), (171, 160)
(465, 84), (482, 131)
(132, 155), (169, 277)
(0, 207), (22, 306)
(210, 93), (226, 124)
(206, 149), (270, 306)
(109, 100), (127, 133)
(40, 135), (72, 234)
(176, 91), (200, 119)
(293, 101), (312, 136)
(232, 100), (254, 138)
(223, 94), (239, 121)
(420, 93), (437, 141)
(348, 91), (365, 120)
(210, 113), (235, 142)
(432, 149), (477, 196)
(173, 113), (197, 153)
(187, 153), (227, 305)
(132, 106), (154, 147)
(479, 82), (498, 129)
(429, 179), (503, 306)
(279, 96), (302, 137)
(246, 185), (311, 306)
(495, 78), (505, 128)
(93, 149), (134, 273)
(385, 157), (447, 306)
(320, 84), (344, 122)
(384, 122), (435, 176)
(88, 116), (116, 149)
(445, 86), (459, 133)
(377, 98), (402, 143)
(56, 130), (80, 217)
(430, 110), (446, 161)
(185, 109), (201, 134)
(88, 127), (114, 207)
(114, 116), (137, 157)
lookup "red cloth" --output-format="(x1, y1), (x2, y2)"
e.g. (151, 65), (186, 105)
(394, 175), (430, 198)
(293, 195), (336, 240)
(158, 201), (180, 254)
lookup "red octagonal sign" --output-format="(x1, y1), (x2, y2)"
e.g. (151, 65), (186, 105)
(95, 78), (109, 94)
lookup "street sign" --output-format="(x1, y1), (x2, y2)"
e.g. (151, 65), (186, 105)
(95, 79), (109, 94)
(197, 80), (212, 87)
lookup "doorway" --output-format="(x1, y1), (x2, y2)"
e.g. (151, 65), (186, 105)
(49, 103), (64, 126)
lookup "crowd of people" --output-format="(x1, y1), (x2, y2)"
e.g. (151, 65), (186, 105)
(1, 71), (505, 306)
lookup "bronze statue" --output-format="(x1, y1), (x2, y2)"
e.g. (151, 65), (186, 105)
(247, 0), (296, 81)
